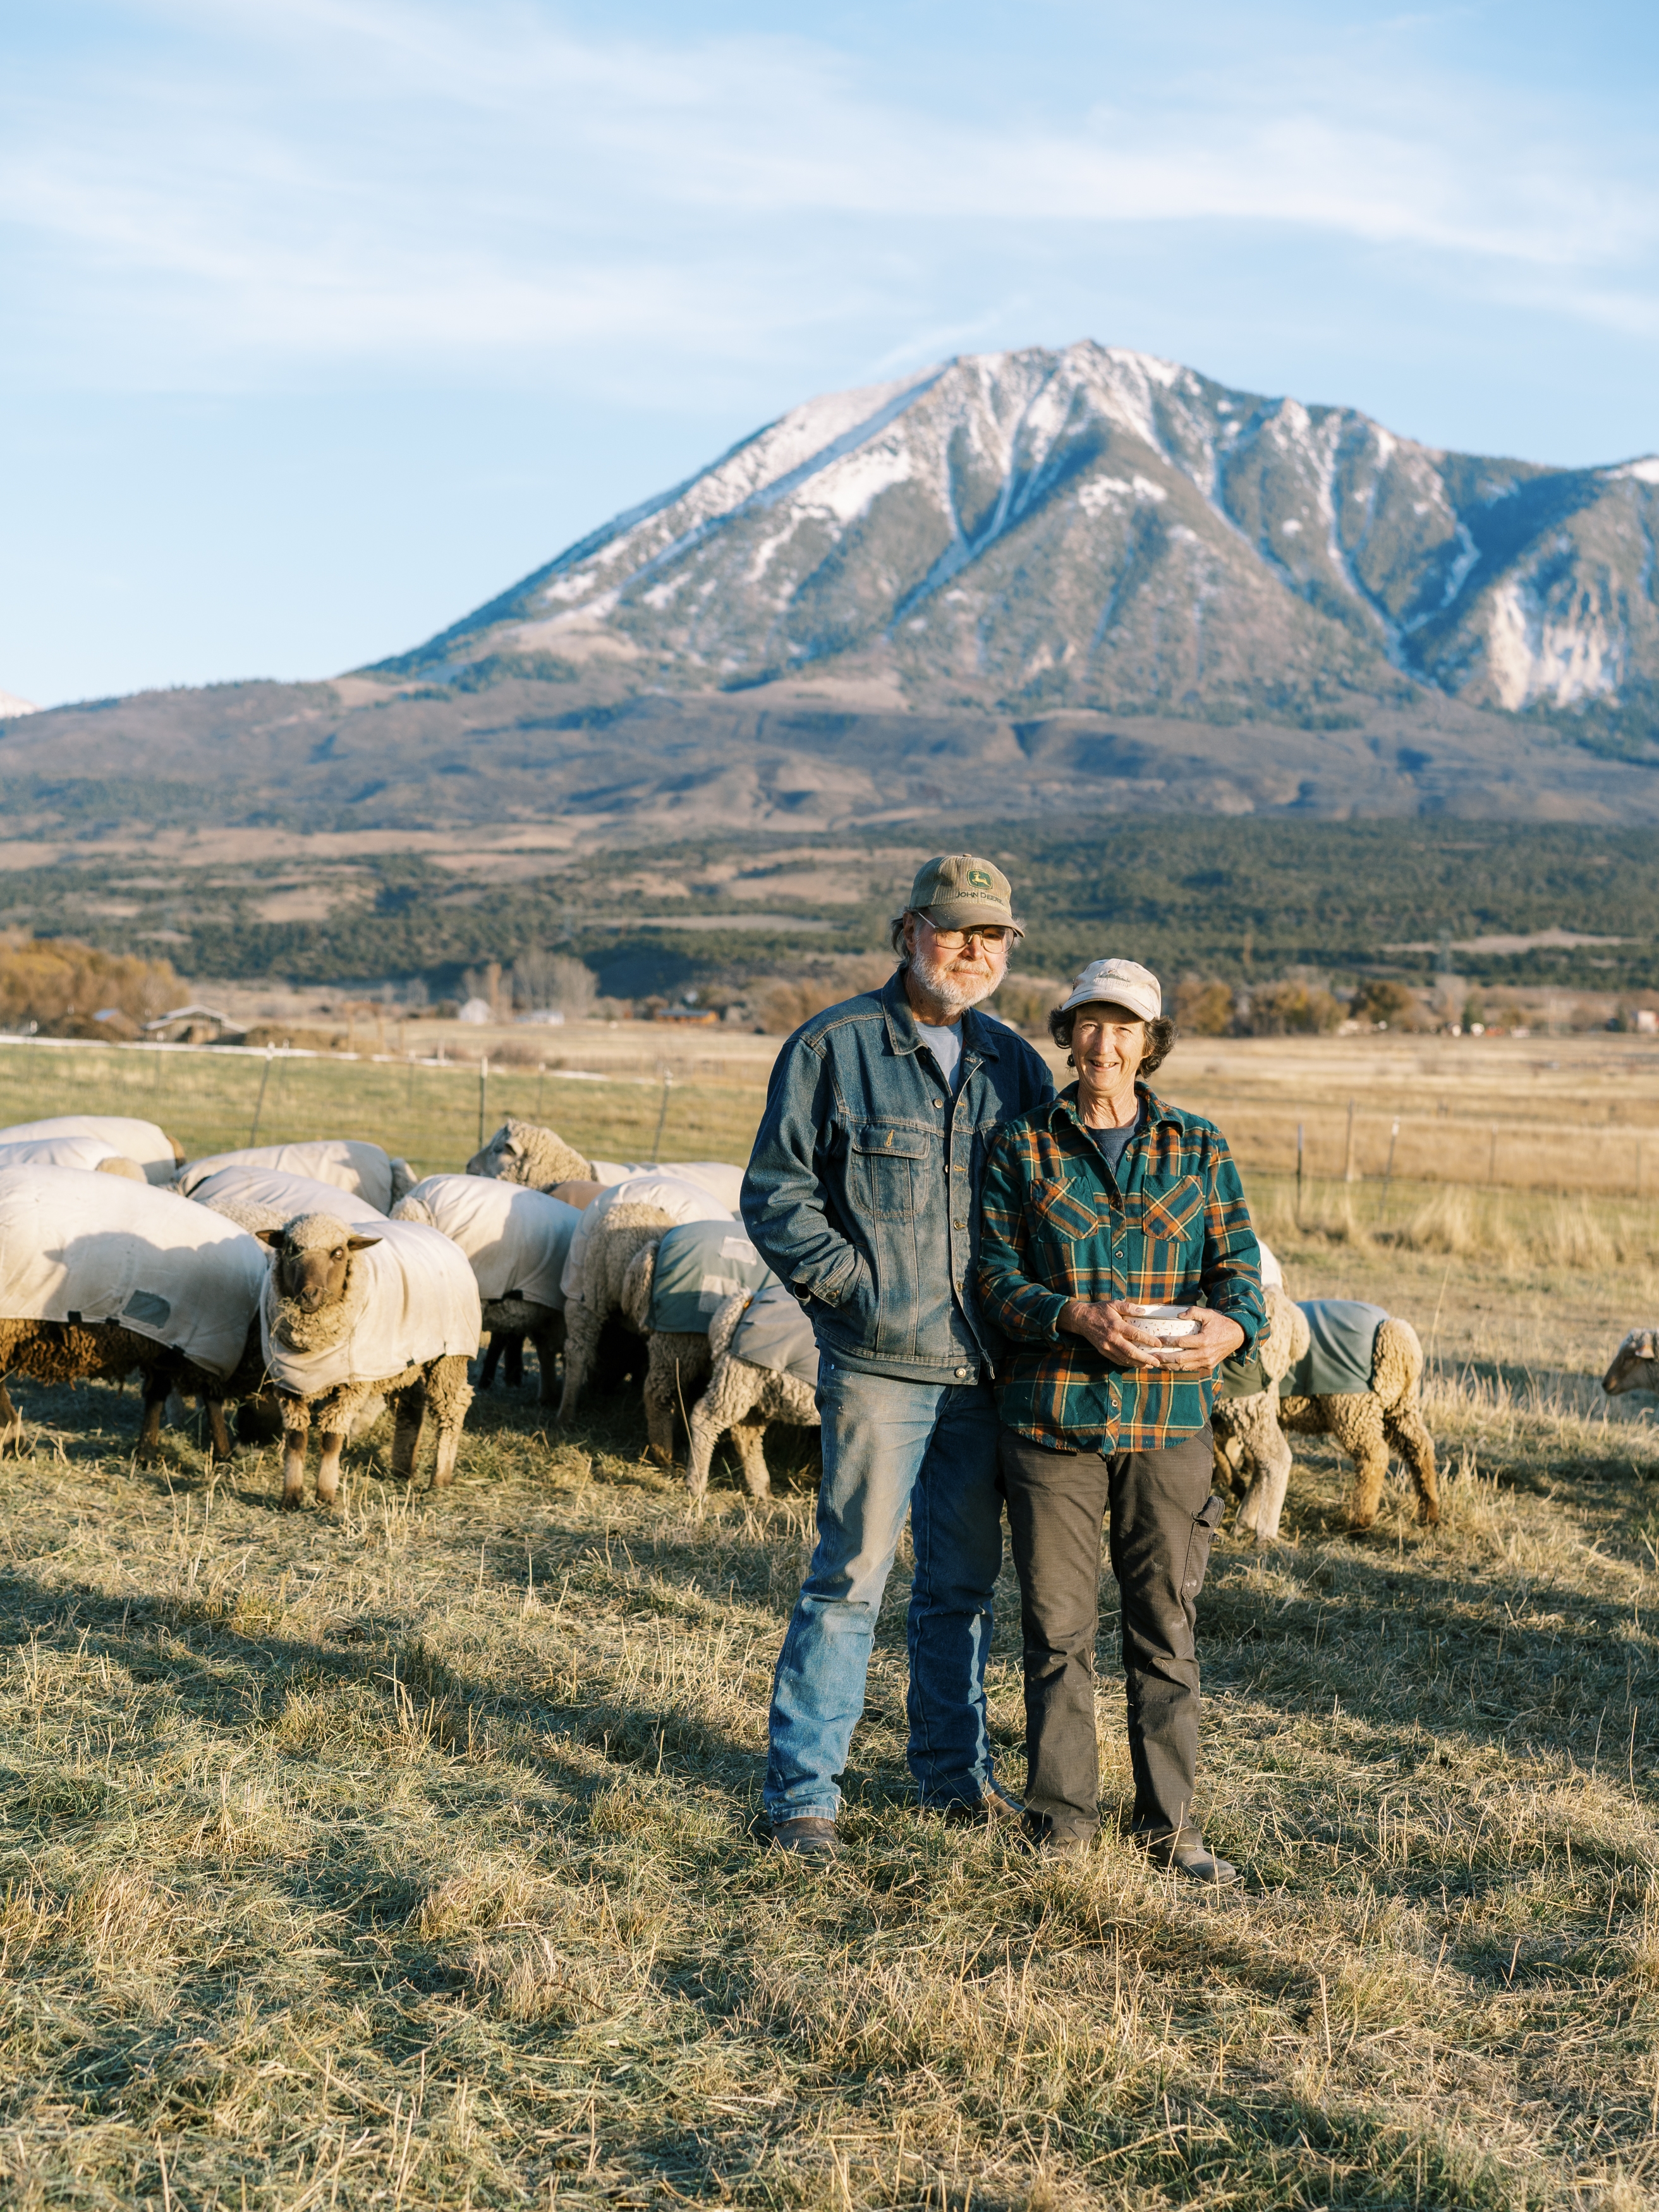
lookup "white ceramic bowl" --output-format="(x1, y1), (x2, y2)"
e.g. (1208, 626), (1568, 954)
(1125, 1303), (1200, 1340)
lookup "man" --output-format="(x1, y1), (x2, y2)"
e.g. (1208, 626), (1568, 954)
(741, 855), (1055, 1863)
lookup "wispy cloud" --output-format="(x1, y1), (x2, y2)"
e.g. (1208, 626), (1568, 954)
(2, 0), (1655, 394)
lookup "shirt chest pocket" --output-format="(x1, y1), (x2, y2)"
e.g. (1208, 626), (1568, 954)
(851, 1124), (930, 1220)
(1129, 1174), (1205, 1250)
(1031, 1175), (1100, 1244)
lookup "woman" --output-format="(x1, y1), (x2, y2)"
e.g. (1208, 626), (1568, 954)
(976, 958), (1264, 1883)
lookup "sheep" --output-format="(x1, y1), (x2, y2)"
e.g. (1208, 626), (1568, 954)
(1604, 1331), (1658, 1398)
(0, 1164), (266, 1460)
(684, 1282), (821, 1502)
(467, 1119), (744, 1210)
(176, 1141), (415, 1213)
(1213, 1293), (1439, 1538)
(256, 1211), (482, 1509)
(0, 1136), (147, 1179)
(615, 1218), (775, 1465)
(186, 1163), (389, 1230)
(0, 1115), (183, 1184)
(391, 1175), (581, 1407)
(555, 1174), (736, 1424)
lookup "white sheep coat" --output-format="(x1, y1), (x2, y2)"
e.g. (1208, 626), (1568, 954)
(0, 1163), (264, 1377)
(589, 1160), (746, 1210)
(405, 1176), (579, 1309)
(178, 1140), (396, 1210)
(186, 1165), (386, 1229)
(260, 1217), (482, 1395)
(560, 1173), (734, 1304)
(0, 1135), (128, 1174)
(0, 1115), (177, 1183)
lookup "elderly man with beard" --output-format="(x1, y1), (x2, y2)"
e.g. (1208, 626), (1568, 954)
(742, 856), (1054, 1862)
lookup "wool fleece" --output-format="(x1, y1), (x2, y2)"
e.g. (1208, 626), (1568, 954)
(179, 1140), (399, 1211)
(0, 1163), (265, 1376)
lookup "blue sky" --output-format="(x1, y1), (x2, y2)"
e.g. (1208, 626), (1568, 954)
(3, 0), (1657, 705)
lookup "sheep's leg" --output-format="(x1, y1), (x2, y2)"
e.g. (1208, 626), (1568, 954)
(685, 1397), (722, 1502)
(531, 1320), (563, 1407)
(643, 1346), (679, 1468)
(314, 1431), (347, 1507)
(477, 1335), (505, 1392)
(730, 1420), (772, 1499)
(556, 1300), (605, 1425)
(1384, 1401), (1440, 1526)
(431, 1418), (463, 1489)
(391, 1383), (427, 1481)
(279, 1400), (310, 1509)
(425, 1356), (472, 1490)
(0, 1378), (20, 1450)
(205, 1397), (234, 1462)
(502, 1335), (524, 1389)
(1210, 1423), (1244, 1492)
(1325, 1395), (1390, 1531)
(1234, 1431), (1294, 1543)
(137, 1375), (168, 1461)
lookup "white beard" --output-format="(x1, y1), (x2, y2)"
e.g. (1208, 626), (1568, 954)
(909, 938), (1000, 1014)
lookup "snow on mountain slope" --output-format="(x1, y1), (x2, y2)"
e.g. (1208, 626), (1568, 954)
(381, 343), (1659, 723)
(0, 690), (38, 718)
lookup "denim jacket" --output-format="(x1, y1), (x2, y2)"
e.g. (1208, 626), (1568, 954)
(741, 970), (1055, 1382)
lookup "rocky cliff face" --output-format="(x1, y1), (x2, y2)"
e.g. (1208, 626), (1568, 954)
(386, 343), (1659, 722)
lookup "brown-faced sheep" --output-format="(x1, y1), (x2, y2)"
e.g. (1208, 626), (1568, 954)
(1604, 1330), (1658, 1399)
(392, 1176), (581, 1408)
(1213, 1294), (1439, 1537)
(256, 1212), (480, 1509)
(0, 1115), (184, 1184)
(0, 1164), (266, 1460)
(615, 1219), (774, 1466)
(684, 1284), (820, 1502)
(467, 1119), (744, 1210)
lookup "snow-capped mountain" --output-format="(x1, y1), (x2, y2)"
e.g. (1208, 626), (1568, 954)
(0, 689), (37, 717)
(386, 343), (1659, 721)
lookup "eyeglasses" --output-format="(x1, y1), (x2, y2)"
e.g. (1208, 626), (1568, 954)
(921, 923), (1015, 949)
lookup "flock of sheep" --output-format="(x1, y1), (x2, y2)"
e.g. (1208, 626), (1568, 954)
(0, 1108), (1651, 1524)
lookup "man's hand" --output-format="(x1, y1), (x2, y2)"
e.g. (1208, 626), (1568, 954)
(1059, 1299), (1246, 1375)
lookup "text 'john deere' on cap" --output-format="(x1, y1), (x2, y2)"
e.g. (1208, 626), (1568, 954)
(906, 854), (1023, 936)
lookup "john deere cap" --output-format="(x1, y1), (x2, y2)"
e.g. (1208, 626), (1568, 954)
(907, 853), (1023, 936)
(1059, 957), (1162, 1023)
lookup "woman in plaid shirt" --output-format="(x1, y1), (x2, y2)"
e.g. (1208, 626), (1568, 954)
(976, 958), (1265, 1883)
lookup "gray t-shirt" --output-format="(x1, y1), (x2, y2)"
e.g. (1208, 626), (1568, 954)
(1084, 1105), (1140, 1177)
(916, 1019), (963, 1089)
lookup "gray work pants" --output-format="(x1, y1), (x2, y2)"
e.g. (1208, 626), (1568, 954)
(999, 1426), (1224, 1844)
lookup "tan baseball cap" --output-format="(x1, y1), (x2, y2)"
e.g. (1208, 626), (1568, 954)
(907, 853), (1023, 936)
(1059, 957), (1162, 1023)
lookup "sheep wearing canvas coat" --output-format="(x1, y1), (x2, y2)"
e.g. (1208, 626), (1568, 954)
(176, 1141), (415, 1213)
(257, 1212), (480, 1508)
(614, 1220), (774, 1466)
(1213, 1290), (1439, 1538)
(467, 1119), (745, 1210)
(392, 1176), (581, 1408)
(0, 1115), (184, 1184)
(0, 1136), (147, 1180)
(1603, 1330), (1658, 1399)
(0, 1164), (266, 1460)
(683, 1285), (821, 1502)
(556, 1201), (679, 1423)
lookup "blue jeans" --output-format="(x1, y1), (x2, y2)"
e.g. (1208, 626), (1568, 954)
(763, 1359), (1006, 1823)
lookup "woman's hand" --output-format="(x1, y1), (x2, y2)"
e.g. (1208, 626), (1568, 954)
(1059, 1299), (1246, 1374)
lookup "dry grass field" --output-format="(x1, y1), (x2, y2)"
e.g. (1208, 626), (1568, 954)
(1, 1028), (1658, 2208)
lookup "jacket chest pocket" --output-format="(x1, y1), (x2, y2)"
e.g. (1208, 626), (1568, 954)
(1031, 1176), (1100, 1244)
(1131, 1174), (1205, 1250)
(851, 1124), (930, 1220)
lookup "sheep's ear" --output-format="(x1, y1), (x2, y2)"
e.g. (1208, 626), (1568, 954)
(346, 1234), (382, 1252)
(253, 1229), (286, 1251)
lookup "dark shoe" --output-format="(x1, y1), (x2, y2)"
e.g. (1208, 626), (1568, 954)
(770, 1816), (837, 1864)
(1017, 1813), (1091, 1859)
(935, 1775), (1027, 1828)
(1141, 1830), (1239, 1887)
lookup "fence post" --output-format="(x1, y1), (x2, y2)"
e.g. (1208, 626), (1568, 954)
(1343, 1098), (1357, 1182)
(1378, 1118), (1399, 1222)
(1488, 1126), (1498, 1184)
(1296, 1121), (1304, 1226)
(478, 1056), (489, 1149)
(248, 1044), (275, 1146)
(650, 1069), (672, 1164)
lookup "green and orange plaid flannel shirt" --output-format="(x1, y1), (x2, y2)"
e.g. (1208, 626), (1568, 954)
(976, 1083), (1265, 1451)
